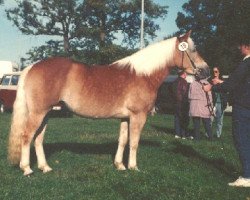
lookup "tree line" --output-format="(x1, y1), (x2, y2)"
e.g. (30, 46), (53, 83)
(176, 0), (250, 74)
(6, 0), (167, 66)
(4, 0), (250, 74)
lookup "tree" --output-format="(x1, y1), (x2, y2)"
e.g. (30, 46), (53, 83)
(74, 0), (168, 63)
(77, 0), (168, 48)
(21, 40), (65, 67)
(6, 0), (168, 64)
(6, 0), (82, 54)
(176, 0), (250, 74)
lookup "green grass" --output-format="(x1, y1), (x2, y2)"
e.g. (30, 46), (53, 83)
(0, 113), (249, 200)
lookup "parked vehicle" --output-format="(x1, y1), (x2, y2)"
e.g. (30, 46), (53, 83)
(155, 75), (178, 114)
(0, 72), (21, 113)
(0, 61), (19, 81)
(0, 72), (71, 116)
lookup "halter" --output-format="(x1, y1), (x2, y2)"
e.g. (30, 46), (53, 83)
(178, 41), (201, 76)
(178, 40), (215, 117)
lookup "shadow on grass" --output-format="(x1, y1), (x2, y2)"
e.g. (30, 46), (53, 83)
(44, 142), (117, 157)
(171, 140), (238, 178)
(30, 142), (118, 166)
(30, 140), (161, 167)
(150, 124), (174, 135)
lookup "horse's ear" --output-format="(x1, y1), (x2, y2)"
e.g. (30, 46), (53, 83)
(178, 30), (192, 42)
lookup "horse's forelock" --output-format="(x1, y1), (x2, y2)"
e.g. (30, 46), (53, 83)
(113, 37), (176, 76)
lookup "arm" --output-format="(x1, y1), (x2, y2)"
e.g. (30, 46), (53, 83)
(212, 62), (248, 93)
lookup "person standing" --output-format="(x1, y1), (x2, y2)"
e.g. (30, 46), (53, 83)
(189, 77), (213, 140)
(203, 37), (250, 187)
(208, 67), (228, 138)
(173, 70), (190, 139)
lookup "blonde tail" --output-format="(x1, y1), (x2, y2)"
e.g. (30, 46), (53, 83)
(8, 65), (32, 165)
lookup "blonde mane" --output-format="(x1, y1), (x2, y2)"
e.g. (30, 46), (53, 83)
(113, 37), (177, 76)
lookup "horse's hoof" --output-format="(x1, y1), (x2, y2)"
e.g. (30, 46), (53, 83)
(114, 162), (126, 171)
(23, 168), (33, 176)
(20, 164), (33, 176)
(39, 165), (53, 173)
(128, 166), (140, 171)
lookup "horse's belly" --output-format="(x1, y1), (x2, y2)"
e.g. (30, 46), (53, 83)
(67, 100), (130, 119)
(76, 108), (129, 119)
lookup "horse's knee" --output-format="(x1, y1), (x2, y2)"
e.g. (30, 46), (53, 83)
(129, 132), (141, 151)
(129, 141), (139, 151)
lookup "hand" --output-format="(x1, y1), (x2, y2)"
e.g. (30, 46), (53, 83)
(212, 78), (223, 85)
(202, 84), (212, 92)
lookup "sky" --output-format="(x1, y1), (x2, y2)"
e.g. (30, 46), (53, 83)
(0, 0), (187, 65)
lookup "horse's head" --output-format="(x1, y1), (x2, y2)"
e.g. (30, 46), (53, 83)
(174, 31), (210, 79)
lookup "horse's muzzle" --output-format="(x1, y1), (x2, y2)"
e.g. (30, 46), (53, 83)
(195, 66), (210, 80)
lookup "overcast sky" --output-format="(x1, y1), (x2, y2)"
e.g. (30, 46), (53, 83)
(0, 0), (187, 65)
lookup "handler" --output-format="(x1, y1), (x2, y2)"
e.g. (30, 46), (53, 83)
(203, 36), (250, 187)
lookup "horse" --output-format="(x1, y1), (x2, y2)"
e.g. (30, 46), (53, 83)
(8, 31), (209, 176)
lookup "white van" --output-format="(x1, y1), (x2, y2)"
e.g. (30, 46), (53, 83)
(0, 61), (19, 81)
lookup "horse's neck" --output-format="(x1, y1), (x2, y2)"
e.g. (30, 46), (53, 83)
(148, 67), (171, 90)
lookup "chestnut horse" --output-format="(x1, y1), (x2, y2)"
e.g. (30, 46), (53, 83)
(8, 31), (209, 175)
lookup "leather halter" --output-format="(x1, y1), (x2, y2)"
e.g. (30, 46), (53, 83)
(179, 44), (200, 76)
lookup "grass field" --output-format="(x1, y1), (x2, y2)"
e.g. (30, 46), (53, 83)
(0, 113), (250, 200)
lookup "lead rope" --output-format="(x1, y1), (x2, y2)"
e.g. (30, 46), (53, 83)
(197, 80), (215, 117)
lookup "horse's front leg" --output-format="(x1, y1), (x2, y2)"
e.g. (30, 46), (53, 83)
(128, 113), (147, 170)
(114, 119), (129, 170)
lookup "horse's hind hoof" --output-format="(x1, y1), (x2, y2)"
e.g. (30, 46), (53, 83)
(128, 166), (140, 171)
(43, 166), (52, 173)
(39, 165), (53, 173)
(23, 168), (33, 176)
(20, 165), (33, 176)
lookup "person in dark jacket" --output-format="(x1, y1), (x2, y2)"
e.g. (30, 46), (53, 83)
(203, 37), (250, 187)
(173, 70), (190, 139)
(208, 67), (228, 138)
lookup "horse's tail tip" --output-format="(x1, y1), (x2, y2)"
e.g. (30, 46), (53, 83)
(7, 153), (20, 166)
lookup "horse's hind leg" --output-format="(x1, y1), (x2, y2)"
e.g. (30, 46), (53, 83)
(34, 123), (52, 173)
(20, 112), (46, 176)
(114, 119), (129, 170)
(128, 113), (147, 170)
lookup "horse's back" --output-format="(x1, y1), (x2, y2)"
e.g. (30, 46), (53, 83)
(28, 57), (76, 78)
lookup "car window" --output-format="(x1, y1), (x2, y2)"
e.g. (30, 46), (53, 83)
(11, 75), (19, 85)
(1, 75), (11, 86)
